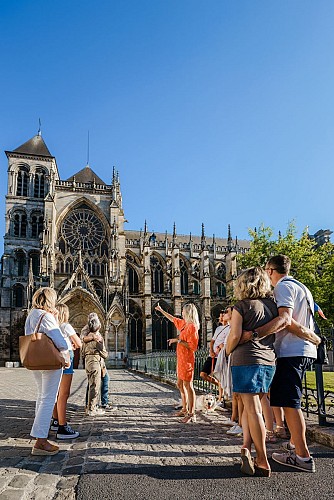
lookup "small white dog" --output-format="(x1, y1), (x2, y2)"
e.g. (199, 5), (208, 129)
(196, 393), (217, 413)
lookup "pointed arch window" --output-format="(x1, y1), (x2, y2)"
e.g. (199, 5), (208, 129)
(31, 214), (44, 238)
(16, 167), (28, 196)
(216, 263), (226, 281)
(34, 170), (45, 198)
(13, 284), (24, 308)
(30, 252), (40, 277)
(65, 258), (73, 274)
(100, 241), (109, 257)
(128, 300), (143, 352)
(151, 256), (164, 293)
(217, 282), (226, 297)
(180, 258), (189, 295)
(13, 212), (27, 237)
(193, 280), (200, 295)
(128, 265), (139, 294)
(152, 301), (173, 350)
(84, 260), (91, 275)
(16, 250), (26, 276)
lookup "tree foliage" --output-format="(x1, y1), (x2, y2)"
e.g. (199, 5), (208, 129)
(237, 223), (334, 327)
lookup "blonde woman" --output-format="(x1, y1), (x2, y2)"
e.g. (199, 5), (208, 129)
(226, 267), (277, 477)
(24, 288), (70, 455)
(51, 304), (82, 439)
(155, 303), (199, 423)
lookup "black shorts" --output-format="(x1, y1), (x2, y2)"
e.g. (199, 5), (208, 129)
(200, 356), (217, 376)
(270, 356), (314, 409)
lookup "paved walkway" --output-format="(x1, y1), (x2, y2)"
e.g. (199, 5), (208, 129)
(0, 368), (333, 499)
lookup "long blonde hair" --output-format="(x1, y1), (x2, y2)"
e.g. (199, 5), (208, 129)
(32, 287), (57, 313)
(56, 303), (69, 324)
(234, 267), (272, 300)
(183, 303), (200, 330)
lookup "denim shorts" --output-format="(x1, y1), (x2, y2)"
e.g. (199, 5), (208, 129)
(63, 351), (74, 375)
(270, 356), (314, 409)
(231, 364), (276, 393)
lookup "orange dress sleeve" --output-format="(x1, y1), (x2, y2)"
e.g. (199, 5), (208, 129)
(173, 317), (186, 332)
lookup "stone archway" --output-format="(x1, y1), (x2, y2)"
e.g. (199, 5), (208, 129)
(59, 287), (105, 335)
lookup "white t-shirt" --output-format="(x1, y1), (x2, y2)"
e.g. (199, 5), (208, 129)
(212, 324), (231, 354)
(60, 322), (77, 351)
(273, 276), (317, 359)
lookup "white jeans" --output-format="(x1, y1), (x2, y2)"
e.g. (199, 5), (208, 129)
(31, 369), (62, 439)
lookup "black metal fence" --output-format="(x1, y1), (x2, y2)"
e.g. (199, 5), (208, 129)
(128, 328), (334, 427)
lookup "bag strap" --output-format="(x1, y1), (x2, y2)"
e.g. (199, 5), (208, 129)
(281, 278), (314, 318)
(31, 312), (47, 340)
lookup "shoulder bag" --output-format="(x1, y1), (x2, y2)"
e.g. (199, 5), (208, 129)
(19, 313), (66, 370)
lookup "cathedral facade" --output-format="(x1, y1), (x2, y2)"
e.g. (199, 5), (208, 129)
(0, 133), (249, 365)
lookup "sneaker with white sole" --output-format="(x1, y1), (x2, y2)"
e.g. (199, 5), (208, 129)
(101, 404), (118, 411)
(50, 418), (59, 431)
(223, 418), (238, 427)
(226, 424), (243, 435)
(272, 450), (315, 473)
(56, 424), (80, 440)
(87, 408), (106, 416)
(281, 441), (296, 452)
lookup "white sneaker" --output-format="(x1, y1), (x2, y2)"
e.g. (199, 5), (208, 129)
(226, 424), (243, 435)
(87, 408), (105, 416)
(222, 418), (238, 427)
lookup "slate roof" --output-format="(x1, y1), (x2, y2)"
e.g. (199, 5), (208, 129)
(67, 165), (106, 185)
(10, 134), (53, 157)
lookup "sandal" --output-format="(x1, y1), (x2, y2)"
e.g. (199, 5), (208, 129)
(240, 448), (255, 476)
(266, 430), (278, 443)
(254, 459), (271, 477)
(275, 425), (289, 440)
(181, 413), (196, 423)
(174, 410), (188, 417)
(31, 442), (59, 456)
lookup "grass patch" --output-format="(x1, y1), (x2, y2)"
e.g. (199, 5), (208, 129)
(305, 371), (334, 392)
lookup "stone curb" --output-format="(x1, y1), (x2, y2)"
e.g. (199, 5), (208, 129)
(130, 368), (334, 449)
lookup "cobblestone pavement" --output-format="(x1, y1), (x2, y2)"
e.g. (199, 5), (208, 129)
(0, 368), (333, 500)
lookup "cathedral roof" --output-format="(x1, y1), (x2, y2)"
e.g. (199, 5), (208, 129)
(10, 134), (53, 157)
(67, 165), (106, 185)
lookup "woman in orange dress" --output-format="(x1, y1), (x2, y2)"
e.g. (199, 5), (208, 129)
(155, 303), (199, 423)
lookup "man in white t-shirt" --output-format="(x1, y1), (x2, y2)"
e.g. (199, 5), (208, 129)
(242, 255), (320, 473)
(200, 309), (231, 386)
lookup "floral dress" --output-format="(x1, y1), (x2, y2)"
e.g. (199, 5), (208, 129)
(173, 318), (199, 381)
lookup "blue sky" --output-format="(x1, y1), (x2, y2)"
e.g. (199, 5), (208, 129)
(1, 0), (333, 253)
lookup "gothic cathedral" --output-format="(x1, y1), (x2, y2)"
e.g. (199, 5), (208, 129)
(0, 133), (249, 365)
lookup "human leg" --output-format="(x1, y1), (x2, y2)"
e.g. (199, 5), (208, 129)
(240, 393), (270, 470)
(176, 378), (188, 414)
(283, 407), (309, 458)
(86, 358), (102, 411)
(56, 374), (73, 425)
(31, 369), (62, 454)
(181, 380), (196, 423)
(200, 357), (219, 386)
(101, 370), (110, 407)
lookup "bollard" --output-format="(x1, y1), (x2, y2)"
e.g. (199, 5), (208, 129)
(314, 363), (327, 426)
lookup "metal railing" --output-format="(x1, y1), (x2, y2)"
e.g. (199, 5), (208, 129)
(128, 348), (219, 395)
(301, 327), (334, 426)
(129, 329), (334, 427)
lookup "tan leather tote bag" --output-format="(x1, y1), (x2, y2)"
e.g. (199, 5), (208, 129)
(19, 313), (65, 370)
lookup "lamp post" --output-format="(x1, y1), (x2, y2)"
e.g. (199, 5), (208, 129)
(111, 319), (122, 364)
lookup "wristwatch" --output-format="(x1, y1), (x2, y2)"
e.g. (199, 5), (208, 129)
(252, 330), (259, 340)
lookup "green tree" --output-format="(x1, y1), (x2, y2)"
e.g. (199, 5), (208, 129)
(237, 223), (334, 327)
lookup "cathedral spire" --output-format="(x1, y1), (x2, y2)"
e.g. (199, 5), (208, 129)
(227, 224), (233, 251)
(201, 223), (206, 249)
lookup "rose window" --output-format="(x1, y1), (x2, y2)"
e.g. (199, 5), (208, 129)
(61, 209), (105, 250)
